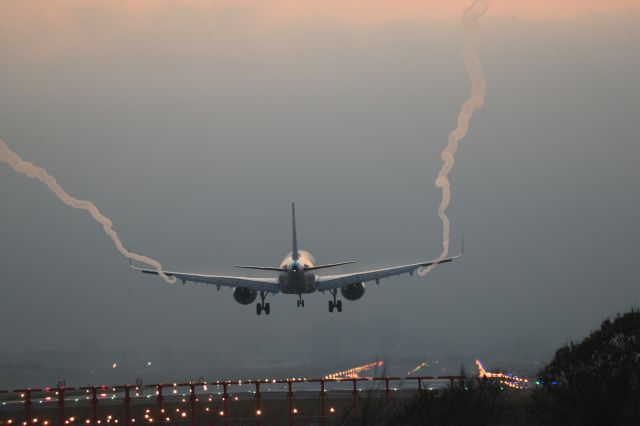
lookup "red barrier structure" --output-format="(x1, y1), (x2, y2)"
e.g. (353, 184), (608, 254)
(307, 379), (326, 426)
(56, 385), (70, 426)
(188, 384), (196, 426)
(145, 383), (176, 425)
(286, 380), (294, 426)
(371, 377), (401, 415)
(13, 388), (40, 424)
(251, 381), (262, 426)
(79, 386), (109, 425)
(1, 376), (463, 425)
(113, 385), (137, 426)
(176, 382), (206, 426)
(221, 382), (229, 426)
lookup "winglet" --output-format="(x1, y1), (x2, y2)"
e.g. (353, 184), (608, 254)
(451, 234), (464, 260)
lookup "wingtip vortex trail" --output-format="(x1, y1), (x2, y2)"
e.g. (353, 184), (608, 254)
(0, 139), (176, 284)
(419, 0), (491, 277)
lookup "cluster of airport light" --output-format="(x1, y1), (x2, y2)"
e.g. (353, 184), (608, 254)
(5, 379), (348, 425)
(324, 361), (385, 380)
(6, 394), (248, 425)
(1, 363), (539, 426)
(6, 409), (192, 425)
(141, 407), (191, 423)
(6, 364), (506, 425)
(476, 360), (529, 389)
(406, 361), (429, 376)
(9, 417), (77, 426)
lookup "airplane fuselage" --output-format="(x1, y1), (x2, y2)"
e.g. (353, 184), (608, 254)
(278, 250), (317, 294)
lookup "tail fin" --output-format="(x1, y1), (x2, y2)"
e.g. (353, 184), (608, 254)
(291, 202), (299, 260)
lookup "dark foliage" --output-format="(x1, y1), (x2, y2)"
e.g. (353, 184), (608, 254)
(387, 370), (505, 426)
(533, 309), (640, 426)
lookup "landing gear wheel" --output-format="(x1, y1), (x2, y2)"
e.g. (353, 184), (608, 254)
(301, 300), (305, 307)
(297, 300), (300, 307)
(258, 291), (270, 315)
(329, 301), (334, 313)
(336, 300), (343, 312)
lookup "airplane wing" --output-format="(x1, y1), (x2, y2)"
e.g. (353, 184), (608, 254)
(315, 253), (461, 291)
(131, 265), (280, 293)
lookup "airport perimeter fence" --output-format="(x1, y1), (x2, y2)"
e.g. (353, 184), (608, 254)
(0, 376), (462, 426)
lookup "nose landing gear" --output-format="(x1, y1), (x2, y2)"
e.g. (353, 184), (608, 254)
(296, 293), (305, 308)
(328, 289), (342, 313)
(256, 291), (271, 315)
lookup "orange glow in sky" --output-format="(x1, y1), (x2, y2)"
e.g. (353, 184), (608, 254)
(3, 0), (640, 28)
(1, 0), (638, 59)
(254, 0), (640, 23)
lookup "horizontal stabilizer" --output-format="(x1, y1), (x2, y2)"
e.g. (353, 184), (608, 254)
(234, 261), (355, 272)
(305, 261), (356, 271)
(234, 265), (287, 272)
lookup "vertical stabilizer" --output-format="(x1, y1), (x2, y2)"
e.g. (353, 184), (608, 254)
(291, 202), (299, 260)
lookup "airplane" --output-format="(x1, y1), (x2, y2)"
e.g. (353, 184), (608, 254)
(132, 203), (462, 315)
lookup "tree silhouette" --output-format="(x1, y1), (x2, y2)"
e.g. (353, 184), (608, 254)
(534, 309), (640, 425)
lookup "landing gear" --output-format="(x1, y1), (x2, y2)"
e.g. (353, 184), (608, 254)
(256, 292), (271, 315)
(328, 290), (342, 313)
(256, 303), (271, 315)
(296, 294), (305, 308)
(328, 300), (342, 312)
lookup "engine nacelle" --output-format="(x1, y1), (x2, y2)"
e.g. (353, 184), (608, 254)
(233, 287), (257, 305)
(340, 282), (365, 301)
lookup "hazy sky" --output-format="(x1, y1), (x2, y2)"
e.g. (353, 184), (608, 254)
(1, 1), (639, 387)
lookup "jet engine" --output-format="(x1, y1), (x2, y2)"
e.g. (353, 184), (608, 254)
(233, 287), (257, 305)
(340, 282), (365, 301)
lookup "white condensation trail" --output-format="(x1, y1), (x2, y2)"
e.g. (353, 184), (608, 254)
(419, 0), (491, 276)
(0, 140), (177, 284)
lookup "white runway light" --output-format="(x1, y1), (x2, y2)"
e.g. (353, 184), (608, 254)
(0, 140), (176, 284)
(419, 0), (491, 276)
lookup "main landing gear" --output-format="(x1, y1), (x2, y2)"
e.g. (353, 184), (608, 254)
(328, 289), (342, 313)
(256, 291), (270, 315)
(296, 293), (305, 308)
